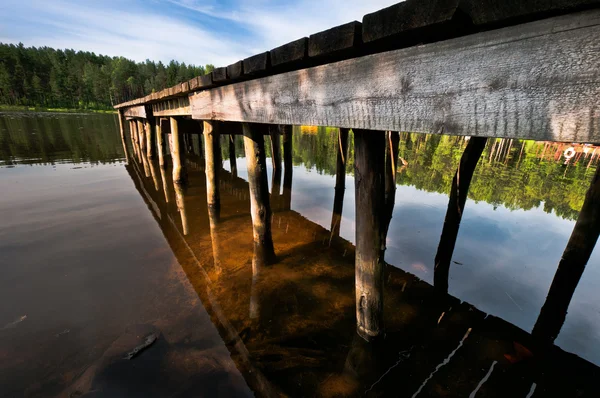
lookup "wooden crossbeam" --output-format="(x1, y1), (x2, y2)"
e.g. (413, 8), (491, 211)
(190, 11), (600, 143)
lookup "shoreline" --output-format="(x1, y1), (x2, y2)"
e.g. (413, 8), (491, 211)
(0, 105), (116, 114)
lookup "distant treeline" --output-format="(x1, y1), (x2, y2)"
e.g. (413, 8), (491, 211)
(0, 43), (214, 110)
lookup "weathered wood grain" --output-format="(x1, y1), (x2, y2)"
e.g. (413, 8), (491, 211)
(123, 105), (150, 119)
(354, 129), (386, 341)
(461, 0), (600, 26)
(270, 38), (308, 67)
(243, 52), (270, 75)
(226, 61), (243, 80)
(242, 123), (277, 267)
(212, 67), (228, 82)
(203, 121), (221, 218)
(308, 21), (361, 57)
(362, 0), (459, 43)
(190, 11), (600, 143)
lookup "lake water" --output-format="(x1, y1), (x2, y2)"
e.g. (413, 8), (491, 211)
(1, 113), (599, 397)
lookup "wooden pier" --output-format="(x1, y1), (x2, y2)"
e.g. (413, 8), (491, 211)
(116, 0), (600, 343)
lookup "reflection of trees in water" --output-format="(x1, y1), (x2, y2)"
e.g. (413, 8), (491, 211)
(0, 113), (123, 165)
(279, 128), (597, 221)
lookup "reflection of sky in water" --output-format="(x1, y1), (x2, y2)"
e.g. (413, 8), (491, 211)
(226, 156), (600, 366)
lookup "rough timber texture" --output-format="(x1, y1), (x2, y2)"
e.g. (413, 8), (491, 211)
(270, 38), (308, 67)
(190, 11), (600, 143)
(362, 0), (460, 43)
(212, 67), (228, 82)
(461, 0), (600, 25)
(226, 61), (244, 80)
(243, 52), (270, 75)
(309, 21), (362, 57)
(123, 105), (150, 119)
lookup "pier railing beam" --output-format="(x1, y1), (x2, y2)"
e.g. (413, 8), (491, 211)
(330, 128), (350, 242)
(532, 165), (600, 343)
(433, 137), (487, 293)
(243, 122), (277, 268)
(282, 125), (293, 211)
(169, 117), (187, 184)
(203, 121), (221, 220)
(354, 129), (386, 341)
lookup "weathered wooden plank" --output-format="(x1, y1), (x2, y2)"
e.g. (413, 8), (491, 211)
(243, 52), (270, 75)
(123, 105), (150, 119)
(226, 61), (243, 80)
(309, 21), (362, 57)
(212, 67), (228, 83)
(190, 11), (600, 143)
(461, 0), (600, 26)
(270, 38), (308, 67)
(198, 73), (214, 88)
(152, 97), (191, 117)
(362, 0), (459, 44)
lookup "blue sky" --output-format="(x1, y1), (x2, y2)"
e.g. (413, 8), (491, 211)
(0, 0), (400, 66)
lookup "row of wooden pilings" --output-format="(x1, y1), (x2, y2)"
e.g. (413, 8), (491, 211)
(118, 111), (600, 346)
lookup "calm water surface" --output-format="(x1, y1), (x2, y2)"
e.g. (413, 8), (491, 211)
(1, 113), (599, 397)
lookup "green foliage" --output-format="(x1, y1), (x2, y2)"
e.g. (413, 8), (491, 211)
(0, 43), (211, 110)
(291, 129), (596, 221)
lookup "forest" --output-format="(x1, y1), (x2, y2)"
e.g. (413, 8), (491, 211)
(0, 43), (213, 110)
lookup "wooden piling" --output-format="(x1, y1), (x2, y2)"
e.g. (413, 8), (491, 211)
(532, 165), (600, 343)
(159, 160), (170, 203)
(282, 125), (293, 211)
(145, 119), (155, 159)
(130, 120), (140, 161)
(434, 137), (487, 293)
(169, 117), (187, 184)
(117, 110), (129, 163)
(229, 134), (237, 177)
(270, 126), (282, 171)
(203, 121), (221, 218)
(174, 183), (189, 235)
(330, 128), (349, 241)
(137, 120), (146, 158)
(243, 123), (276, 267)
(156, 119), (165, 167)
(382, 131), (400, 240)
(354, 129), (386, 340)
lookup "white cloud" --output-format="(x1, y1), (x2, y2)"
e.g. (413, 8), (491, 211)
(1, 0), (403, 66)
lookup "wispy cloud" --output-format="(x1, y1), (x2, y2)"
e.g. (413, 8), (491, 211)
(0, 0), (401, 66)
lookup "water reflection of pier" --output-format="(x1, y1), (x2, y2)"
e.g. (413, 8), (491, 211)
(122, 123), (600, 396)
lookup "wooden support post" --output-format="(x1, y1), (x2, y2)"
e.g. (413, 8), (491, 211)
(117, 110), (129, 163)
(145, 119), (155, 159)
(156, 119), (165, 167)
(130, 120), (140, 161)
(229, 134), (237, 177)
(532, 165), (600, 343)
(434, 137), (487, 293)
(169, 117), (187, 184)
(381, 131), (400, 240)
(330, 128), (349, 242)
(270, 126), (282, 171)
(203, 121), (221, 219)
(354, 129), (386, 341)
(159, 160), (170, 203)
(243, 123), (277, 268)
(174, 183), (189, 235)
(137, 119), (146, 158)
(282, 125), (293, 211)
